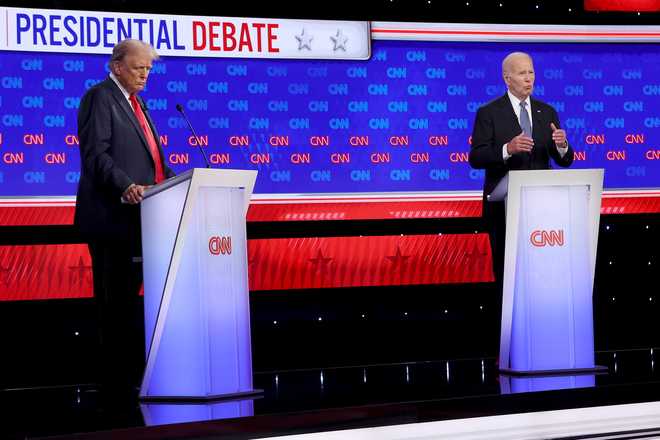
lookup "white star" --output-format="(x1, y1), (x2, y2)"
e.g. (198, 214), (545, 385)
(330, 29), (348, 52)
(295, 28), (313, 51)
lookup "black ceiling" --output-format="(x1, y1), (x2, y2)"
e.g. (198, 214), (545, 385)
(3, 0), (659, 25)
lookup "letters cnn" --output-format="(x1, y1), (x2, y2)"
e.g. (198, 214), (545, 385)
(208, 235), (232, 255)
(530, 229), (565, 247)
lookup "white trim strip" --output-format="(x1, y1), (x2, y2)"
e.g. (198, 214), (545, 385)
(258, 401), (660, 440)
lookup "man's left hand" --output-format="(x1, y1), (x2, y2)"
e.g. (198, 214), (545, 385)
(551, 122), (567, 148)
(122, 183), (146, 204)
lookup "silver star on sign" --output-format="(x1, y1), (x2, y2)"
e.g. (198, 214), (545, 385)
(330, 29), (348, 51)
(295, 28), (313, 51)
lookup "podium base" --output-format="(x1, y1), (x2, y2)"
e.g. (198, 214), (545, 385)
(139, 388), (263, 403)
(499, 365), (608, 377)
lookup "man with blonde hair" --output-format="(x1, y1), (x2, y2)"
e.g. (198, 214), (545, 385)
(469, 51), (573, 285)
(75, 39), (175, 395)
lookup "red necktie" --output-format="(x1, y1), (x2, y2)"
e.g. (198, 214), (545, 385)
(129, 94), (165, 184)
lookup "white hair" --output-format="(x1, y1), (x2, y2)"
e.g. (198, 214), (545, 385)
(110, 39), (159, 64)
(502, 52), (532, 75)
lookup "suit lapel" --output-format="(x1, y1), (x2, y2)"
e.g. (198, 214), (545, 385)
(497, 94), (521, 134)
(530, 99), (544, 142)
(105, 79), (152, 156)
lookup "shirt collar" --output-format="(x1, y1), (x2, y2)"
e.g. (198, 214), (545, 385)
(507, 90), (531, 110)
(109, 72), (131, 102)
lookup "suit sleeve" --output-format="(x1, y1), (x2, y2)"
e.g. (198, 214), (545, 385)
(164, 163), (176, 179)
(469, 106), (506, 170)
(547, 108), (574, 168)
(78, 88), (133, 197)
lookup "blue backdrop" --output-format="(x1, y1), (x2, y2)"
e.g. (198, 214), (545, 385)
(0, 40), (658, 196)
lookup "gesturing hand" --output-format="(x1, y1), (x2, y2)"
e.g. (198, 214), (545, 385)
(551, 122), (568, 148)
(507, 132), (534, 155)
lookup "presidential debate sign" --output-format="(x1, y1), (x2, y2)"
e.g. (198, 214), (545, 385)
(0, 8), (659, 198)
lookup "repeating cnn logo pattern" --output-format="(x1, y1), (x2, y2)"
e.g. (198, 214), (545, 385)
(530, 229), (565, 247)
(0, 43), (658, 198)
(209, 235), (232, 255)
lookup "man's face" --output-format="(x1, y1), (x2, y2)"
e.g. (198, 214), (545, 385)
(503, 55), (535, 100)
(113, 48), (153, 95)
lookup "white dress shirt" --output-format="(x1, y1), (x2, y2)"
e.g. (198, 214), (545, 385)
(502, 90), (567, 160)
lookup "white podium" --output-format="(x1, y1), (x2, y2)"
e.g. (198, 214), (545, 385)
(138, 168), (260, 400)
(490, 169), (606, 375)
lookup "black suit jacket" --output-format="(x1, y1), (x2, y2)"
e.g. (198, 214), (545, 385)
(469, 94), (574, 199)
(74, 78), (175, 245)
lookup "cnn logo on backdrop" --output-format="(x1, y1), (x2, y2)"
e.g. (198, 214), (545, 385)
(208, 235), (232, 255)
(530, 229), (565, 247)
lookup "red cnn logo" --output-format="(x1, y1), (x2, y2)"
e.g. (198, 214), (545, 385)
(209, 236), (232, 255)
(530, 230), (565, 247)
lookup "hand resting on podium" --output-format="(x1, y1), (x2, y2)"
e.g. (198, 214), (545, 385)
(121, 183), (150, 204)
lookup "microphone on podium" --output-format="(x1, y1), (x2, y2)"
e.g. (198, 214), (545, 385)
(176, 103), (211, 168)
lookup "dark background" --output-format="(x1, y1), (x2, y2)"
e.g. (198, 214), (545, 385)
(1, 0), (659, 24)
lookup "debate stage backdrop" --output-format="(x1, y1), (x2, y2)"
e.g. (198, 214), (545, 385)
(1, 9), (659, 300)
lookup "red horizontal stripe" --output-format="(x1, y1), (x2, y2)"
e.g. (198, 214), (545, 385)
(253, 196), (483, 202)
(1, 192), (659, 225)
(247, 234), (494, 291)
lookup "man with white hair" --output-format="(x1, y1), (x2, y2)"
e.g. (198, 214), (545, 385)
(469, 51), (574, 285)
(75, 39), (175, 394)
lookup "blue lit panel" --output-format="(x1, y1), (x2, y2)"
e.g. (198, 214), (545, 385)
(0, 41), (658, 196)
(140, 170), (257, 400)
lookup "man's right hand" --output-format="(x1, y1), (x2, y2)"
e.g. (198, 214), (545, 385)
(122, 184), (146, 204)
(506, 132), (534, 155)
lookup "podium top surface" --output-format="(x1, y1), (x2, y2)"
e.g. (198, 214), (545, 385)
(143, 168), (258, 200)
(487, 169), (604, 202)
(144, 169), (195, 199)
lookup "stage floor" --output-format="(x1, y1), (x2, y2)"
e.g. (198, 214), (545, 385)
(5, 348), (660, 439)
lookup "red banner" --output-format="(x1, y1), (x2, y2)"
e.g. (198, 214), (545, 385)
(0, 234), (494, 301)
(584, 0), (660, 11)
(0, 244), (93, 301)
(247, 234), (494, 291)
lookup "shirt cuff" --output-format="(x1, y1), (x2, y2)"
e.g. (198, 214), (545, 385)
(557, 143), (568, 157)
(502, 144), (511, 161)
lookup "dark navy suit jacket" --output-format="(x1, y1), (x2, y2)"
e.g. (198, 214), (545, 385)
(469, 93), (574, 200)
(74, 78), (175, 246)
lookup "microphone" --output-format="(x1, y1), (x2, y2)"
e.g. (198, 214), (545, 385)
(176, 103), (211, 168)
(137, 95), (148, 113)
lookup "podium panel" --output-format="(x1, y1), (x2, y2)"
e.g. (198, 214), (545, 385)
(141, 399), (255, 426)
(498, 169), (604, 375)
(500, 374), (596, 394)
(139, 169), (259, 400)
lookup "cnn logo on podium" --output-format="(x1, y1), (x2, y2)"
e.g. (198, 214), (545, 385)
(530, 229), (565, 247)
(208, 235), (232, 255)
